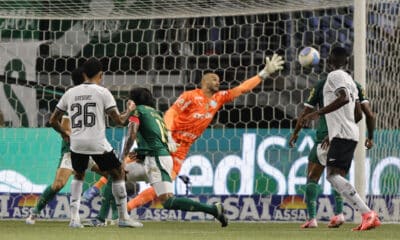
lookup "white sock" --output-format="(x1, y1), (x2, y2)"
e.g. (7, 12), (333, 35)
(112, 180), (129, 220)
(70, 179), (83, 222)
(327, 174), (370, 214)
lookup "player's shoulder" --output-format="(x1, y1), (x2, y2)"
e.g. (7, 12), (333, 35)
(92, 84), (109, 92)
(136, 105), (157, 113)
(216, 89), (229, 96)
(327, 69), (344, 77)
(178, 89), (201, 101)
(327, 69), (352, 82)
(136, 104), (150, 111)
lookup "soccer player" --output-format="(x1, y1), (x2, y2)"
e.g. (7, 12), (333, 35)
(26, 67), (99, 225)
(301, 47), (380, 231)
(83, 53), (285, 209)
(49, 58), (141, 228)
(289, 76), (376, 228)
(124, 53), (285, 211)
(92, 87), (228, 227)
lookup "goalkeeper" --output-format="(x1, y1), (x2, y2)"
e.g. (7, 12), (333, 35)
(82, 53), (284, 211)
(289, 76), (375, 228)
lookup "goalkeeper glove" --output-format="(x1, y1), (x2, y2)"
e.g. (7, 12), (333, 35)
(258, 53), (284, 79)
(167, 131), (178, 153)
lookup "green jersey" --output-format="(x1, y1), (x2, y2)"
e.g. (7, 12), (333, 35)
(305, 78), (368, 143)
(129, 105), (170, 156)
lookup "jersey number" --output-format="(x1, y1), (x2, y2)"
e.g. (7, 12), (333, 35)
(155, 118), (167, 143)
(70, 103), (96, 128)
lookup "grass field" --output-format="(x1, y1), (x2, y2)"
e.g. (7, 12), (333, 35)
(0, 220), (398, 240)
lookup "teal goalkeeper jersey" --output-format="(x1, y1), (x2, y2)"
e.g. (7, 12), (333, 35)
(130, 105), (170, 156)
(305, 78), (368, 143)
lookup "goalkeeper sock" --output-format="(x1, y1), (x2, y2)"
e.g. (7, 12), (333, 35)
(163, 197), (218, 217)
(35, 186), (58, 212)
(111, 180), (129, 220)
(333, 189), (344, 215)
(70, 179), (83, 222)
(305, 180), (319, 219)
(94, 176), (108, 189)
(127, 187), (157, 211)
(327, 174), (370, 214)
(97, 181), (113, 222)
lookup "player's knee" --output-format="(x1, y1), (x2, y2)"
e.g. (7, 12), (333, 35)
(74, 172), (85, 180)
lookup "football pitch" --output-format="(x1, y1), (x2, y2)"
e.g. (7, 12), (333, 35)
(0, 221), (398, 240)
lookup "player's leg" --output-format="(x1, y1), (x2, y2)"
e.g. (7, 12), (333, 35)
(124, 160), (154, 211)
(328, 189), (345, 228)
(85, 179), (113, 227)
(315, 143), (345, 228)
(26, 153), (74, 224)
(126, 157), (181, 212)
(94, 150), (142, 228)
(69, 151), (89, 228)
(148, 155), (228, 227)
(82, 176), (107, 203)
(326, 138), (380, 231)
(302, 153), (324, 228)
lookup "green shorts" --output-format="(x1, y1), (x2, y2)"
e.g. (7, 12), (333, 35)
(308, 144), (319, 164)
(309, 143), (329, 166)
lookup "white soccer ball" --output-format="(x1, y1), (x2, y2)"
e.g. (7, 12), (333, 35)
(298, 47), (320, 67)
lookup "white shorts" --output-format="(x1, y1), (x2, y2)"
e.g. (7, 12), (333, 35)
(316, 144), (328, 166)
(125, 162), (149, 182)
(144, 155), (173, 196)
(59, 152), (96, 171)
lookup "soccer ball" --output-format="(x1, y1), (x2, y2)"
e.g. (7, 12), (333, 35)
(298, 47), (320, 67)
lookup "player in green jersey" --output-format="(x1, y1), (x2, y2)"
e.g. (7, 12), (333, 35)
(86, 88), (227, 227)
(26, 68), (100, 224)
(289, 78), (375, 228)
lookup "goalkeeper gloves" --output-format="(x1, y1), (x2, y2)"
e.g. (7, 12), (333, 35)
(258, 53), (284, 79)
(167, 131), (179, 153)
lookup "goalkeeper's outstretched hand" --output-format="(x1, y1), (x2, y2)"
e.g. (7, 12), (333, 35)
(258, 53), (284, 79)
(167, 131), (179, 153)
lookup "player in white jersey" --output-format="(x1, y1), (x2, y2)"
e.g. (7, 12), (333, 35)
(49, 58), (142, 228)
(302, 47), (380, 231)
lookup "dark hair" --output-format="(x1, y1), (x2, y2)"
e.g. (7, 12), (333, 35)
(82, 58), (103, 79)
(328, 46), (349, 67)
(330, 47), (349, 59)
(71, 67), (84, 86)
(130, 88), (155, 108)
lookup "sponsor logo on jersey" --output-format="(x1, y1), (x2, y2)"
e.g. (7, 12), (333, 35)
(209, 100), (217, 108)
(193, 112), (213, 119)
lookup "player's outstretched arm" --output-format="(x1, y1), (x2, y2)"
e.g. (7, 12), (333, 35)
(258, 53), (285, 79)
(230, 53), (284, 98)
(361, 102), (376, 149)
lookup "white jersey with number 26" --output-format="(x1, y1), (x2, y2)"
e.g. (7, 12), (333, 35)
(323, 69), (359, 142)
(56, 83), (116, 154)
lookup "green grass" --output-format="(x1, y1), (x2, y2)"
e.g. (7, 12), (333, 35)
(0, 220), (398, 240)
